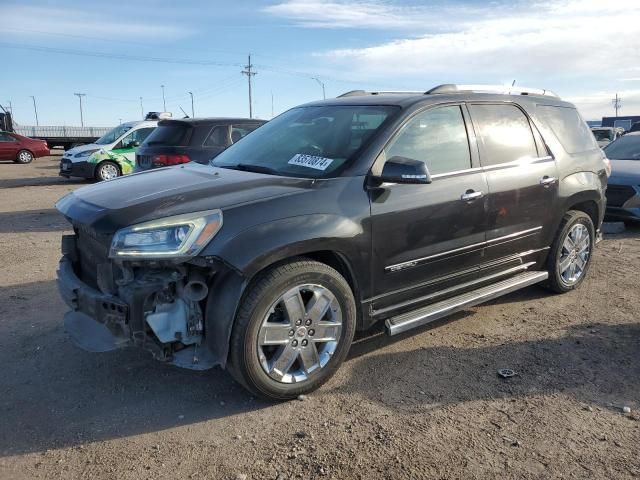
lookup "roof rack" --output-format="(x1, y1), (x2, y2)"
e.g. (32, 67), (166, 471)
(337, 84), (559, 99)
(426, 84), (559, 98)
(337, 90), (426, 98)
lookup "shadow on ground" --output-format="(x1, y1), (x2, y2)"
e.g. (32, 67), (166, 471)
(0, 209), (70, 233)
(0, 176), (86, 189)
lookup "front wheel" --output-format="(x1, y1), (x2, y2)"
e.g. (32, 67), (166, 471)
(227, 259), (356, 400)
(544, 210), (595, 293)
(95, 161), (120, 181)
(15, 150), (34, 164)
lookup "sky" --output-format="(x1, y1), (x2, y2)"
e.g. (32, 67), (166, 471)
(1, 0), (639, 126)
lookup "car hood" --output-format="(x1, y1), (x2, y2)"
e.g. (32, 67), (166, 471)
(609, 159), (640, 184)
(63, 143), (103, 160)
(56, 163), (314, 233)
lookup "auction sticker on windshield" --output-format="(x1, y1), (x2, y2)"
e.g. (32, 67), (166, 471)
(288, 154), (333, 170)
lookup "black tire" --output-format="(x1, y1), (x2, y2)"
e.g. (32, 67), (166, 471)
(95, 161), (120, 181)
(227, 259), (356, 400)
(543, 210), (595, 293)
(14, 149), (34, 164)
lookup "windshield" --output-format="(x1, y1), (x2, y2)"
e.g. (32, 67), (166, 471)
(603, 135), (640, 160)
(592, 129), (613, 141)
(212, 105), (399, 177)
(95, 125), (132, 145)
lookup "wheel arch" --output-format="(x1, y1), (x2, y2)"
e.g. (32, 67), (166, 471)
(95, 159), (121, 179)
(205, 247), (363, 369)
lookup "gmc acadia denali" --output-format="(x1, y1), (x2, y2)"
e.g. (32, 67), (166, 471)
(56, 85), (609, 400)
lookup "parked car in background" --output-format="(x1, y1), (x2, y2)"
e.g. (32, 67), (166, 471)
(0, 131), (49, 163)
(135, 117), (266, 172)
(59, 113), (170, 181)
(591, 127), (623, 148)
(603, 132), (640, 224)
(629, 122), (640, 134)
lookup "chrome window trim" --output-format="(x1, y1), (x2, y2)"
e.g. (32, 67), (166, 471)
(384, 226), (543, 272)
(430, 156), (554, 180)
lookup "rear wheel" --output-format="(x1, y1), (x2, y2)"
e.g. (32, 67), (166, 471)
(15, 150), (34, 164)
(95, 161), (120, 181)
(544, 210), (594, 293)
(228, 259), (356, 400)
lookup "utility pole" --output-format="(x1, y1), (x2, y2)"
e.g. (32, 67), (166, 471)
(119, 118), (123, 125)
(241, 54), (257, 118)
(140, 96), (144, 118)
(312, 77), (326, 99)
(6, 100), (12, 117)
(188, 91), (194, 117)
(29, 96), (39, 126)
(271, 91), (274, 118)
(161, 85), (166, 111)
(74, 93), (86, 126)
(612, 93), (621, 117)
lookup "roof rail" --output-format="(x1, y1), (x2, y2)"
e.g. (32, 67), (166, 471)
(337, 90), (425, 98)
(426, 84), (559, 98)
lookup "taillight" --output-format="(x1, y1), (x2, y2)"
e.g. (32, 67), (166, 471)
(152, 154), (190, 166)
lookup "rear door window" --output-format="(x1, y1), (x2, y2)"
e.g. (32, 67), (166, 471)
(537, 105), (598, 154)
(468, 104), (538, 166)
(0, 133), (15, 142)
(204, 126), (229, 147)
(230, 124), (261, 143)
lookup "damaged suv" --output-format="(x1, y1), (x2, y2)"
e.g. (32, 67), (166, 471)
(56, 85), (608, 400)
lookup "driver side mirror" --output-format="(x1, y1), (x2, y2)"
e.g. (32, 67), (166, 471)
(128, 140), (140, 148)
(378, 156), (432, 184)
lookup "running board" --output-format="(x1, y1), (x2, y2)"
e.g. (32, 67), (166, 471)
(385, 271), (548, 336)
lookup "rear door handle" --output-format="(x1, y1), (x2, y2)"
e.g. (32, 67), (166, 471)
(460, 190), (483, 202)
(540, 176), (558, 186)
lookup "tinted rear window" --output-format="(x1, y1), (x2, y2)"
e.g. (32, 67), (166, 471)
(143, 124), (192, 147)
(537, 105), (597, 154)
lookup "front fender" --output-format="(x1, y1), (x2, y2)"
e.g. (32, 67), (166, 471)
(201, 214), (369, 368)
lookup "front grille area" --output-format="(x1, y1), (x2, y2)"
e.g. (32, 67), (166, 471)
(606, 185), (636, 207)
(60, 158), (72, 171)
(75, 225), (112, 289)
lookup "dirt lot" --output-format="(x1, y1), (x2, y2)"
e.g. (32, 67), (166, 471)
(0, 153), (639, 480)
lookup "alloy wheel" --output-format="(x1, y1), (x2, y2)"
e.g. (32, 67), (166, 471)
(257, 284), (342, 384)
(558, 223), (591, 286)
(100, 163), (119, 180)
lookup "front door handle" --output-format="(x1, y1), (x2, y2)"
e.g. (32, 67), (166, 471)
(540, 176), (558, 186)
(460, 190), (483, 202)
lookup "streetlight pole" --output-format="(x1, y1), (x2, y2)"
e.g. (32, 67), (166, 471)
(29, 96), (39, 126)
(312, 77), (326, 99)
(140, 96), (144, 118)
(6, 100), (12, 117)
(74, 93), (86, 126)
(188, 91), (194, 117)
(161, 85), (166, 111)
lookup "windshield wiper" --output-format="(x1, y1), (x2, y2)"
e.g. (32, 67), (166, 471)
(223, 163), (280, 175)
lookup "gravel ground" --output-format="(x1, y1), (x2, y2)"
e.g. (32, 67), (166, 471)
(1, 153), (639, 480)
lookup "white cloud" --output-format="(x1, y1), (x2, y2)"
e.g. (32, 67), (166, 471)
(263, 0), (490, 29)
(0, 4), (190, 40)
(286, 0), (640, 118)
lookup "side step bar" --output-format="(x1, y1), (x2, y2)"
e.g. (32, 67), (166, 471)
(385, 271), (548, 336)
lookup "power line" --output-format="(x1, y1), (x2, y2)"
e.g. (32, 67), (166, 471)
(241, 54), (257, 119)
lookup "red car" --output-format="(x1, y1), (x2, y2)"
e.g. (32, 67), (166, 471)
(0, 131), (50, 163)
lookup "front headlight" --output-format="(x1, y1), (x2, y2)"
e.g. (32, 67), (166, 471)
(75, 149), (99, 158)
(109, 209), (223, 259)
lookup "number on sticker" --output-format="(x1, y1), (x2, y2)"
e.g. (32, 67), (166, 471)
(288, 154), (334, 171)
